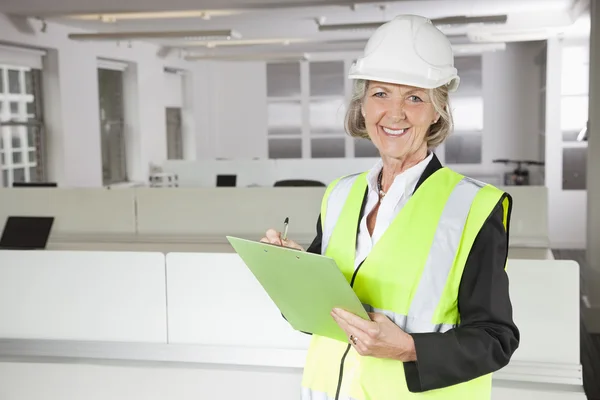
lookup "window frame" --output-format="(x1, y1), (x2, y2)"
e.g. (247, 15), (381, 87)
(559, 40), (589, 191)
(267, 57), (376, 159)
(0, 65), (46, 187)
(438, 54), (484, 166)
(166, 107), (184, 160)
(97, 66), (128, 186)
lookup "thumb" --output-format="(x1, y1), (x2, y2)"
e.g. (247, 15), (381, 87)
(368, 312), (387, 322)
(265, 228), (283, 245)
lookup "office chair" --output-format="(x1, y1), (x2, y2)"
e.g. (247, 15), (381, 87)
(273, 179), (326, 187)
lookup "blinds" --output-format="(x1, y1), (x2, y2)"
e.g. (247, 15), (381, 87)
(0, 44), (46, 69)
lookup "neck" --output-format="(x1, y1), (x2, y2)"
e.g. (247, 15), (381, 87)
(380, 145), (428, 192)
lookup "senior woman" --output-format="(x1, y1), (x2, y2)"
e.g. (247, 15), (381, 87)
(262, 14), (519, 400)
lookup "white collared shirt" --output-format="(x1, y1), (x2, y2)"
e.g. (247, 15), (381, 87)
(354, 152), (434, 270)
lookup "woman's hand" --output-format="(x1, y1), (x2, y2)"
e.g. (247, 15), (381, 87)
(331, 308), (417, 362)
(260, 228), (305, 251)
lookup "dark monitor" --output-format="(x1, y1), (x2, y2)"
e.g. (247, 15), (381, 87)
(13, 182), (57, 188)
(0, 216), (54, 250)
(216, 174), (237, 187)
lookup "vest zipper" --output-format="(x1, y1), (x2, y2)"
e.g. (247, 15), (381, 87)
(335, 260), (365, 400)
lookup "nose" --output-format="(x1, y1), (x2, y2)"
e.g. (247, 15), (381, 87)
(387, 98), (406, 123)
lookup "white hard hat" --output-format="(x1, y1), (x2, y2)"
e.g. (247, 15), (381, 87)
(348, 14), (460, 92)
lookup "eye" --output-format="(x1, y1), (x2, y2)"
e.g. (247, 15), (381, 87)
(372, 91), (386, 98)
(408, 95), (423, 102)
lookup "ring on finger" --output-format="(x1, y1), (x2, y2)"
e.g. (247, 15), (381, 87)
(349, 334), (358, 345)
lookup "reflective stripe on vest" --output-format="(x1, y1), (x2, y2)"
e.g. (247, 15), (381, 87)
(321, 172), (363, 255)
(406, 175), (485, 332)
(303, 168), (508, 400)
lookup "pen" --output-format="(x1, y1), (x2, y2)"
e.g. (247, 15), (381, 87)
(282, 217), (289, 242)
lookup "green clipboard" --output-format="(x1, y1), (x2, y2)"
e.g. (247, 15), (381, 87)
(226, 236), (369, 343)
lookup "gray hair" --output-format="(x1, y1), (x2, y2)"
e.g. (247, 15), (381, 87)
(344, 79), (453, 148)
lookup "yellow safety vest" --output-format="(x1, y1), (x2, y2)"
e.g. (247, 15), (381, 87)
(301, 167), (511, 400)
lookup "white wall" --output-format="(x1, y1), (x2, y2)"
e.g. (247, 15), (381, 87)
(211, 61), (268, 159)
(477, 42), (544, 181)
(180, 60), (268, 161)
(484, 42), (544, 163)
(0, 14), (205, 187)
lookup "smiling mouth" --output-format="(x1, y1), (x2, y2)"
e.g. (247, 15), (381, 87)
(382, 127), (409, 136)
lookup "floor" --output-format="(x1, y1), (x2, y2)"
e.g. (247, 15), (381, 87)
(552, 249), (600, 400)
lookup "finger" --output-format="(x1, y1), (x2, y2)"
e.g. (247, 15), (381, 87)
(331, 311), (362, 343)
(334, 308), (374, 334)
(331, 310), (353, 335)
(283, 239), (303, 251)
(265, 229), (282, 245)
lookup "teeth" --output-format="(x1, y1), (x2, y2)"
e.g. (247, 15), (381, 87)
(383, 127), (407, 135)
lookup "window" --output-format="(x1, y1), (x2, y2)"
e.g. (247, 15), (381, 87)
(0, 66), (45, 187)
(267, 62), (302, 158)
(444, 55), (483, 164)
(562, 147), (586, 190)
(266, 60), (358, 159)
(536, 43), (547, 165)
(309, 61), (346, 158)
(98, 67), (127, 185)
(166, 107), (183, 160)
(560, 42), (589, 190)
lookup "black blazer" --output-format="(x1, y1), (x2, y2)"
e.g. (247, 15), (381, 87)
(305, 153), (520, 392)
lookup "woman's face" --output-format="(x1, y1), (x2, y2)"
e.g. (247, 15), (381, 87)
(361, 81), (439, 161)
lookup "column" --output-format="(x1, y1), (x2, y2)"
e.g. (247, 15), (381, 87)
(586, 0), (600, 331)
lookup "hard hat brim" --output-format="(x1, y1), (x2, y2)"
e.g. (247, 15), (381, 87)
(348, 70), (460, 93)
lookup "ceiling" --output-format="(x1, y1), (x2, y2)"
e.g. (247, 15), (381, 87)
(0, 0), (590, 60)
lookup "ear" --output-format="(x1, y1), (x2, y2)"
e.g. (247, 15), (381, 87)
(432, 111), (440, 124)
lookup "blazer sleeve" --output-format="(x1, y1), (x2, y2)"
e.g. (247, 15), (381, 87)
(403, 197), (520, 392)
(306, 214), (323, 255)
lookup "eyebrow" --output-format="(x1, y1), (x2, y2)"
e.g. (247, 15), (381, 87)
(369, 85), (427, 96)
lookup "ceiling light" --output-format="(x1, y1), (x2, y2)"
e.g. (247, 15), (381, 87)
(182, 37), (306, 47)
(68, 29), (241, 41)
(467, 28), (552, 43)
(185, 52), (310, 62)
(67, 10), (240, 22)
(452, 42), (506, 55)
(318, 14), (507, 32)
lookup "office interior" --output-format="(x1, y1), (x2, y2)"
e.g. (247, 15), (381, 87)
(0, 0), (598, 398)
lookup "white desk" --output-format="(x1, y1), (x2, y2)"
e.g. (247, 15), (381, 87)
(0, 251), (583, 399)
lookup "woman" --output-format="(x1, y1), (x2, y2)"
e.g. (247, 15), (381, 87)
(262, 14), (519, 400)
